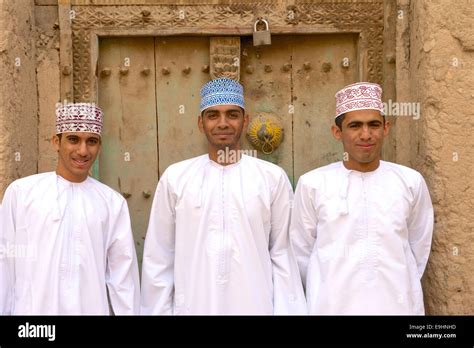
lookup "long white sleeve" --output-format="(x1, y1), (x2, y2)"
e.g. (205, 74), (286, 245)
(269, 172), (307, 314)
(289, 178), (318, 290)
(407, 174), (434, 279)
(105, 199), (140, 315)
(0, 185), (17, 315)
(140, 170), (176, 315)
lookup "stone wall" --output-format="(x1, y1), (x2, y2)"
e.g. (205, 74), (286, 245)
(0, 0), (38, 195)
(408, 0), (473, 314)
(35, 4), (60, 173)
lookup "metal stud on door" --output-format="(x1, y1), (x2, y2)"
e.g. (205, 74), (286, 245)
(253, 18), (271, 46)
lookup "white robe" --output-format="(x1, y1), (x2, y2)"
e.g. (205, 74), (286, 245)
(141, 154), (307, 315)
(290, 161), (434, 315)
(0, 172), (140, 315)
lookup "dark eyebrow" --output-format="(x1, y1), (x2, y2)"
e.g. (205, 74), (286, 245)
(347, 121), (363, 126)
(347, 120), (382, 126)
(204, 108), (242, 116)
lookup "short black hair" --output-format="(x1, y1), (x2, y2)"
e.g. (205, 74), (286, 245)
(335, 113), (385, 130)
(335, 114), (345, 129)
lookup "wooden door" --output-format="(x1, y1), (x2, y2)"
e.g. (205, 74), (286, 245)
(98, 34), (362, 266)
(241, 34), (358, 185)
(98, 37), (158, 267)
(98, 37), (210, 267)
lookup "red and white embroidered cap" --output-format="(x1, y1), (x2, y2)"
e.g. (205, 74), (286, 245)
(335, 82), (384, 119)
(56, 103), (103, 135)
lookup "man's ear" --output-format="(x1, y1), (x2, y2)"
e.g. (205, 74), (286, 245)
(198, 115), (204, 133)
(52, 134), (60, 152)
(331, 124), (342, 141)
(97, 137), (102, 155)
(243, 113), (250, 130)
(383, 120), (391, 137)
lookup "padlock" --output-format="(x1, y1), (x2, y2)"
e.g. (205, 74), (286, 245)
(253, 18), (271, 46)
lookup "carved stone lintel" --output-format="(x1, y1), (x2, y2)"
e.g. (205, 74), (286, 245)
(210, 37), (240, 81)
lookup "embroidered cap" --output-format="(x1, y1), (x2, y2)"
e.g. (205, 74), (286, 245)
(335, 82), (384, 119)
(200, 78), (245, 113)
(56, 102), (103, 135)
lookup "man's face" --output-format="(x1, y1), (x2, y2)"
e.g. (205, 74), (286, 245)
(198, 104), (249, 150)
(52, 132), (101, 182)
(332, 109), (390, 169)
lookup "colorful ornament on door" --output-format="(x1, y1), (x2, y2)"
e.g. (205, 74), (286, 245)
(247, 114), (283, 154)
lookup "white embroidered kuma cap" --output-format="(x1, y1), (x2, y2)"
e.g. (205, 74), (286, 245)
(56, 102), (103, 135)
(335, 82), (384, 119)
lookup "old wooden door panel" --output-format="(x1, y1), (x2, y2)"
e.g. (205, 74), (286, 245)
(98, 37), (159, 266)
(155, 37), (210, 175)
(240, 36), (294, 184)
(97, 34), (360, 268)
(292, 34), (359, 180)
(240, 34), (358, 185)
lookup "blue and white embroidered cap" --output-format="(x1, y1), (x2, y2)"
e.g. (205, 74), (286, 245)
(200, 78), (245, 113)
